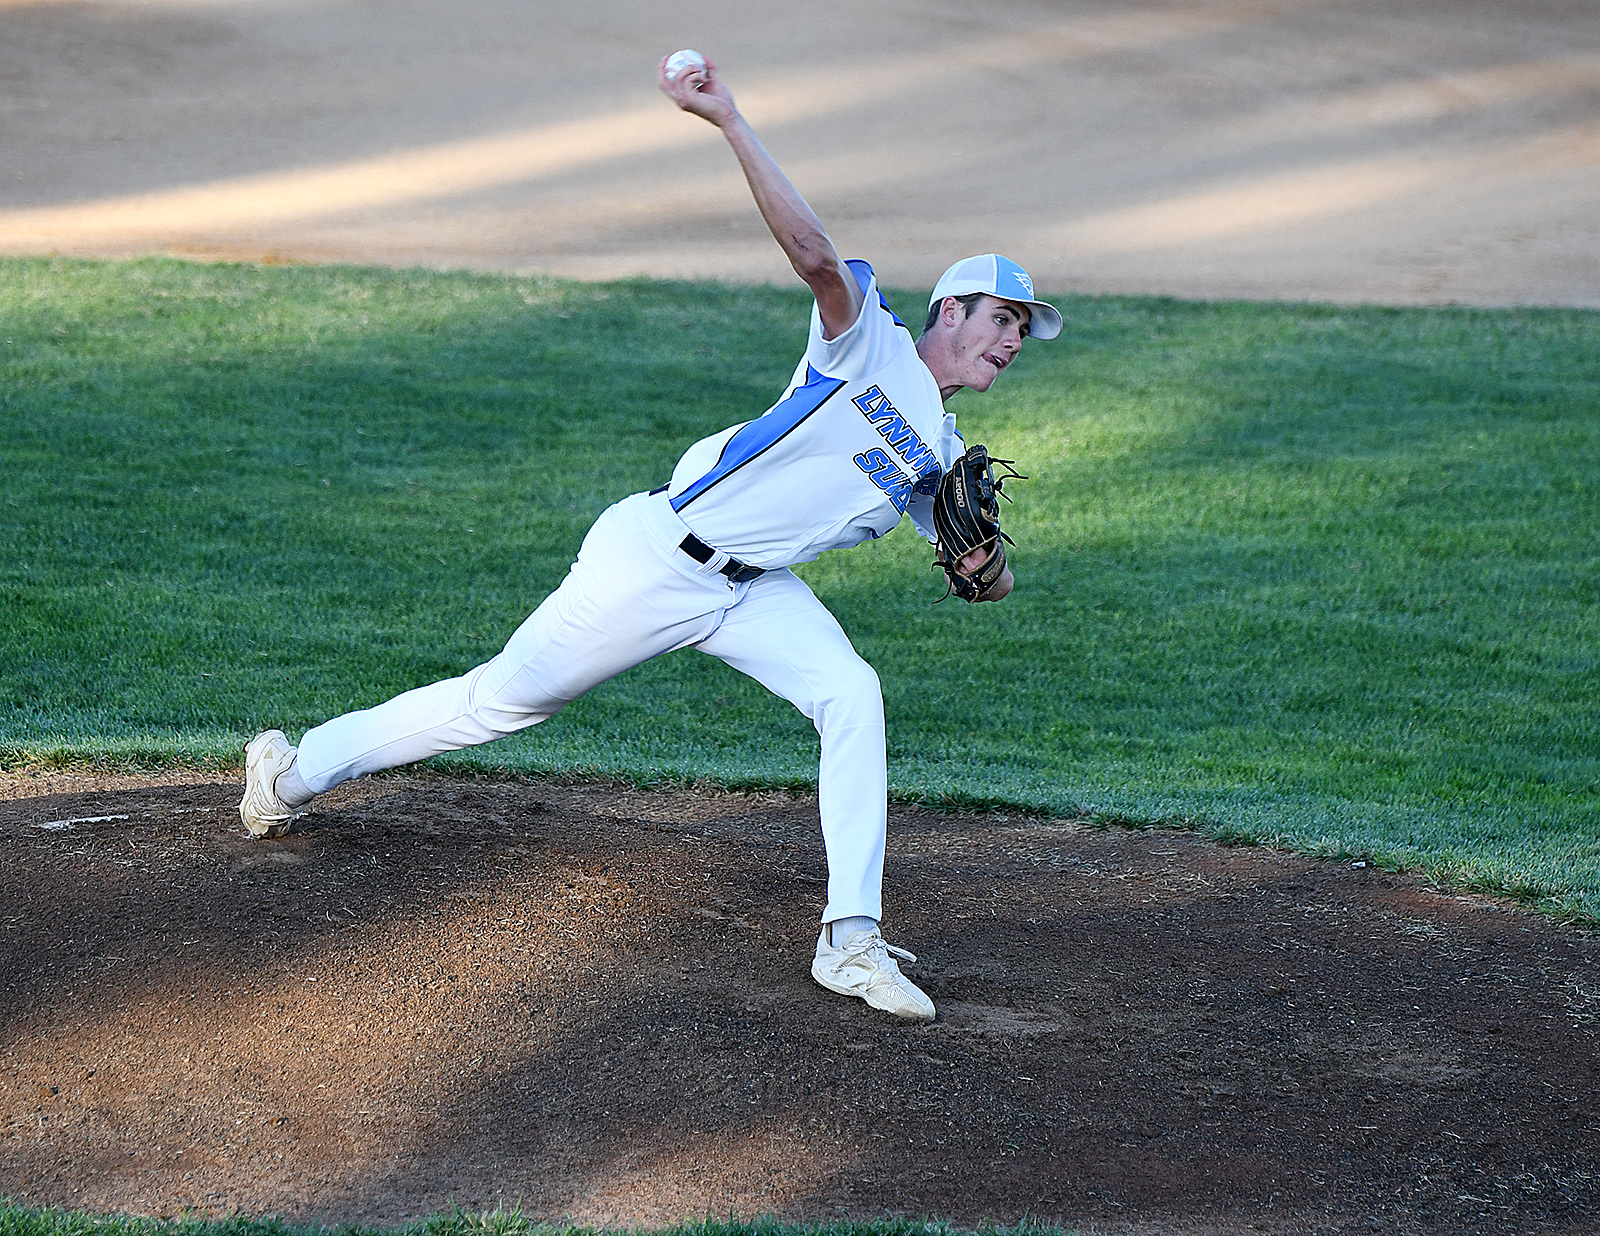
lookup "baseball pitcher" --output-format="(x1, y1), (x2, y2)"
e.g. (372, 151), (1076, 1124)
(240, 52), (1063, 1022)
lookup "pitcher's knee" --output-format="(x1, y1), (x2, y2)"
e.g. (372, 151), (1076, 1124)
(817, 658), (884, 727)
(468, 696), (559, 740)
(462, 661), (566, 738)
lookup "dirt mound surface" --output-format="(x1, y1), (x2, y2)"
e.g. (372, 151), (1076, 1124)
(2, 772), (1598, 1234)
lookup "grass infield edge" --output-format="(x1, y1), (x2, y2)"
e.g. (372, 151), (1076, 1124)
(0, 1203), (1092, 1236)
(4, 751), (1594, 928)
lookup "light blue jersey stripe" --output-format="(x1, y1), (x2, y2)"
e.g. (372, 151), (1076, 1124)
(845, 258), (905, 330)
(671, 365), (847, 512)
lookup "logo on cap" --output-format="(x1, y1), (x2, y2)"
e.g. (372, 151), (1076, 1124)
(1014, 270), (1034, 298)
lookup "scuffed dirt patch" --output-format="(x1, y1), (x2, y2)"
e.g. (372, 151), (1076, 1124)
(2, 771), (1598, 1235)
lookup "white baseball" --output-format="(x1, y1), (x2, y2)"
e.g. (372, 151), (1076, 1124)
(664, 49), (706, 81)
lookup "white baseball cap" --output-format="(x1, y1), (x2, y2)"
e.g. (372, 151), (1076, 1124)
(928, 254), (1062, 341)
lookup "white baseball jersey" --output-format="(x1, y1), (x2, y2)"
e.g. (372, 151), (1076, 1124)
(667, 260), (961, 569)
(294, 259), (950, 929)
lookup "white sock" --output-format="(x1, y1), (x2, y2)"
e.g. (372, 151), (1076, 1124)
(827, 916), (878, 947)
(274, 755), (315, 808)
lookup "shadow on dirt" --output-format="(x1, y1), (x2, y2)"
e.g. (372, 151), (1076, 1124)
(2, 774), (1598, 1235)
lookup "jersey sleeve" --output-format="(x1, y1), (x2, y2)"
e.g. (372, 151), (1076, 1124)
(906, 491), (937, 544)
(803, 259), (914, 381)
(906, 417), (963, 543)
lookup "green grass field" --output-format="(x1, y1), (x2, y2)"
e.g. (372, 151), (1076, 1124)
(3, 256), (1597, 914)
(0, 1205), (1066, 1236)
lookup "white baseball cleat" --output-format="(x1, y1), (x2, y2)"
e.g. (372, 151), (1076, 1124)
(811, 925), (936, 1022)
(239, 729), (303, 839)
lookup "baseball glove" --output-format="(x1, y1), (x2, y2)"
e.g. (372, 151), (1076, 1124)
(931, 444), (1026, 602)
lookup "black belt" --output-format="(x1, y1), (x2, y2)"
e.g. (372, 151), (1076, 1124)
(679, 532), (766, 583)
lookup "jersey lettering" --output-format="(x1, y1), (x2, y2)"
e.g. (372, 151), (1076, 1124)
(853, 448), (913, 513)
(852, 384), (940, 480)
(884, 421), (918, 452)
(851, 387), (890, 418)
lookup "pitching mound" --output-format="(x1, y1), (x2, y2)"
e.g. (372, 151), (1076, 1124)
(2, 771), (1597, 1234)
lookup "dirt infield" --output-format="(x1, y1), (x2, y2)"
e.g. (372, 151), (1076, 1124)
(2, 770), (1598, 1235)
(1, 0), (1597, 305)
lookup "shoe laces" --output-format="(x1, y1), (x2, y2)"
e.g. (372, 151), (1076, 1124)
(841, 930), (916, 970)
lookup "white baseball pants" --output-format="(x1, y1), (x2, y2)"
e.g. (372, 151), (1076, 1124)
(294, 489), (888, 922)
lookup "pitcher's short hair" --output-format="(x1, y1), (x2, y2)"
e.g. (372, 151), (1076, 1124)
(920, 292), (986, 338)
